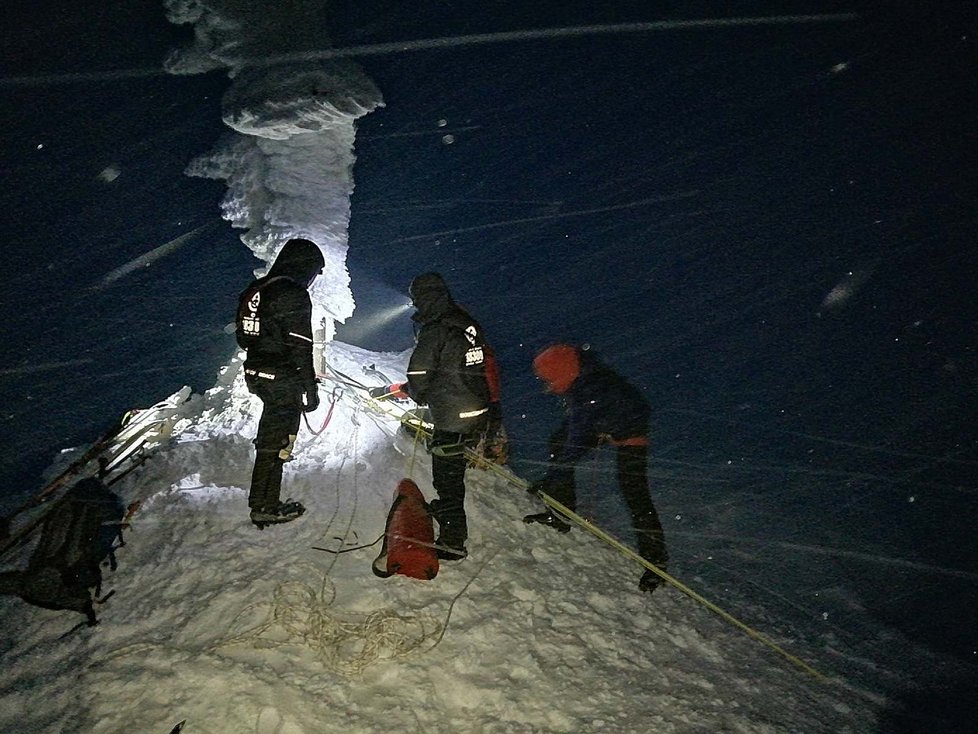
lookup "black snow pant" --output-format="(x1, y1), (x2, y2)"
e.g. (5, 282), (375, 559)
(546, 442), (668, 568)
(248, 376), (303, 512)
(617, 445), (669, 567)
(428, 429), (477, 547)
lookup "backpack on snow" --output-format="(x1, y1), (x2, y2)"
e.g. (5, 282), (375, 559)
(0, 476), (125, 627)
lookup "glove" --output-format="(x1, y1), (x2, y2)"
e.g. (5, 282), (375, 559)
(303, 381), (320, 413)
(368, 382), (408, 401)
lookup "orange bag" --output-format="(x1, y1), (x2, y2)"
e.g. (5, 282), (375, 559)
(372, 479), (438, 580)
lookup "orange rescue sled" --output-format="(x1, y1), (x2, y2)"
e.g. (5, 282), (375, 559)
(372, 478), (438, 580)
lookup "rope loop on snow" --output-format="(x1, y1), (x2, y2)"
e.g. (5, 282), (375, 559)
(211, 574), (444, 678)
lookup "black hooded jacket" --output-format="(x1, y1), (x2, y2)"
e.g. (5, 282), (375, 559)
(406, 273), (490, 434)
(550, 349), (650, 466)
(235, 238), (324, 389)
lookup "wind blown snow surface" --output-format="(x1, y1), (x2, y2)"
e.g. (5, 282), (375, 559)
(0, 341), (913, 734)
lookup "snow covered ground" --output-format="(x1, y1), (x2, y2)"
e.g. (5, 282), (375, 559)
(4, 340), (963, 734)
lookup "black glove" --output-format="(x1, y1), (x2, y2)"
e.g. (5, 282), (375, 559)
(303, 381), (320, 413)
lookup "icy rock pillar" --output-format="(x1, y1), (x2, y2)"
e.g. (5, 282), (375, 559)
(164, 1), (384, 343)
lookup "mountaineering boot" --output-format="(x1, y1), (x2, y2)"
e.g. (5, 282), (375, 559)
(251, 499), (305, 529)
(428, 498), (468, 560)
(433, 518), (468, 561)
(635, 526), (669, 594)
(639, 567), (666, 594)
(434, 536), (467, 561)
(523, 511), (571, 533)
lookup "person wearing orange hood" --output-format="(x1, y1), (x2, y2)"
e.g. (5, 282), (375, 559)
(528, 344), (668, 593)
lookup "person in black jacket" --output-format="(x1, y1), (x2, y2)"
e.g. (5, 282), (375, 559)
(374, 272), (493, 559)
(527, 344), (669, 592)
(236, 238), (324, 528)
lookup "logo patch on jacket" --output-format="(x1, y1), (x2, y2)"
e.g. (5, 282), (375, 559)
(463, 325), (483, 366)
(241, 291), (261, 336)
(465, 346), (484, 366)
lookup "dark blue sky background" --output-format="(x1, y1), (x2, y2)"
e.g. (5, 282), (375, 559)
(1, 1), (976, 724)
(1, 12), (236, 485)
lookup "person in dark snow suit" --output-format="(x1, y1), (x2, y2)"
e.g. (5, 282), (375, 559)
(528, 344), (669, 592)
(235, 238), (324, 527)
(374, 272), (494, 559)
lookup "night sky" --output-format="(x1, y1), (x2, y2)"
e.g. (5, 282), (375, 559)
(330, 2), (978, 674)
(2, 0), (976, 714)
